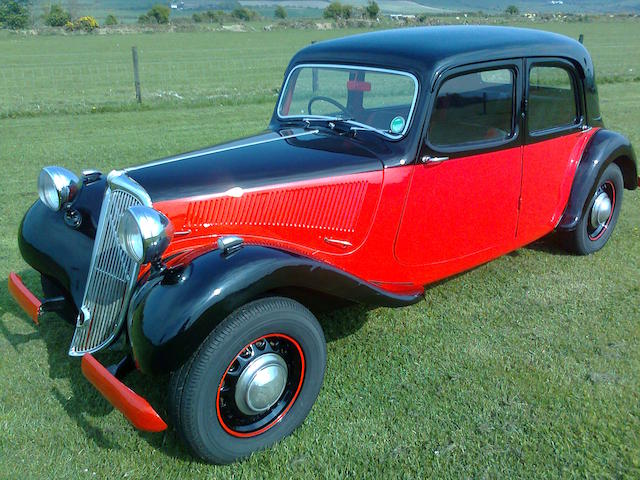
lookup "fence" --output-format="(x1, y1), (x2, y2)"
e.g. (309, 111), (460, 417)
(0, 30), (309, 117)
(1, 26), (639, 118)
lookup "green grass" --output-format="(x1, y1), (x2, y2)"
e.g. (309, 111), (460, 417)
(1, 23), (639, 478)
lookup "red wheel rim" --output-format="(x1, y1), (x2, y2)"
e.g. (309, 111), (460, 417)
(216, 333), (305, 438)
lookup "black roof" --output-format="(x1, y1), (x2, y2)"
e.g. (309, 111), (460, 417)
(289, 26), (592, 80)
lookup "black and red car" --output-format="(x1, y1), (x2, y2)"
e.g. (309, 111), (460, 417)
(9, 26), (638, 463)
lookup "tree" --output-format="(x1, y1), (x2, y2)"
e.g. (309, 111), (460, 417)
(0, 0), (30, 29)
(365, 0), (379, 19)
(140, 4), (170, 24)
(231, 7), (257, 21)
(104, 13), (118, 26)
(44, 4), (71, 27)
(505, 5), (519, 15)
(323, 1), (352, 20)
(274, 5), (287, 19)
(205, 10), (224, 23)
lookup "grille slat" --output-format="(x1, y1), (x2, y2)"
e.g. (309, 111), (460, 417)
(69, 176), (147, 356)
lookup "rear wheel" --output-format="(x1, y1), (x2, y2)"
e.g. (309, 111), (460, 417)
(561, 162), (623, 255)
(168, 297), (326, 464)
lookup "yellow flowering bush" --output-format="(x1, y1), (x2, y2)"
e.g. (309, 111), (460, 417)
(74, 16), (99, 32)
(63, 20), (74, 31)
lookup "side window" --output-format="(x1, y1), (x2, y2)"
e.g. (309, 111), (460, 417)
(528, 66), (578, 133)
(428, 68), (514, 148)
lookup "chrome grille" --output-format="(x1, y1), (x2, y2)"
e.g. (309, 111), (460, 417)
(68, 171), (151, 356)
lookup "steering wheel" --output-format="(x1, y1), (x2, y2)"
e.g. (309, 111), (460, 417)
(307, 96), (350, 117)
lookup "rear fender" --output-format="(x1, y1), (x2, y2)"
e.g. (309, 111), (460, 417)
(128, 244), (422, 374)
(557, 129), (637, 231)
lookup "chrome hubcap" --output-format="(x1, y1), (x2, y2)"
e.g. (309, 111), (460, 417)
(590, 191), (612, 229)
(234, 352), (288, 416)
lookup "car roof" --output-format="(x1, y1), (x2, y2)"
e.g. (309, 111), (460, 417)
(289, 26), (591, 80)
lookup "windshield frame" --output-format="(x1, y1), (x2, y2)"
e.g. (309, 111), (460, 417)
(277, 63), (420, 140)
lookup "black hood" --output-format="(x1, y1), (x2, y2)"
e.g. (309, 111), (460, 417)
(126, 128), (385, 203)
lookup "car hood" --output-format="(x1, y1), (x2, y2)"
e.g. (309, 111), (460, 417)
(126, 128), (384, 203)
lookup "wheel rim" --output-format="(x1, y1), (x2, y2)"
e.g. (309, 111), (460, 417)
(588, 180), (615, 241)
(216, 334), (305, 437)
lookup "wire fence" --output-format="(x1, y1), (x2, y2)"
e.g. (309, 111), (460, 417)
(0, 35), (303, 116)
(1, 26), (640, 118)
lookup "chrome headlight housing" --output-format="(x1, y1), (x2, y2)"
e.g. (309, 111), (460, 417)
(37, 166), (81, 211)
(117, 205), (174, 265)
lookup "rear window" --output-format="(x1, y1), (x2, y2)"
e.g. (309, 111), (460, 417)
(428, 68), (514, 148)
(528, 66), (578, 133)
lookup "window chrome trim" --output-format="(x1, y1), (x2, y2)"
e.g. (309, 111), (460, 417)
(277, 63), (420, 140)
(423, 61), (522, 158)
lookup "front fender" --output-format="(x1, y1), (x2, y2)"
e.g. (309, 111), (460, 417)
(128, 245), (422, 374)
(557, 129), (637, 231)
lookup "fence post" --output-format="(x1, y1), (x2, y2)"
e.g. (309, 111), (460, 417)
(132, 46), (142, 103)
(578, 34), (584, 44)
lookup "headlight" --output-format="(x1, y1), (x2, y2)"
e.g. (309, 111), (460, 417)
(117, 205), (174, 265)
(38, 166), (81, 211)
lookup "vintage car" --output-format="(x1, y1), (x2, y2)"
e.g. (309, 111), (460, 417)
(8, 26), (638, 463)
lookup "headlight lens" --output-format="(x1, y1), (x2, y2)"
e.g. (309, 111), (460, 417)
(117, 205), (173, 265)
(37, 166), (81, 211)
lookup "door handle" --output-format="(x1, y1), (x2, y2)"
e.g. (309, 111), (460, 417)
(420, 155), (449, 164)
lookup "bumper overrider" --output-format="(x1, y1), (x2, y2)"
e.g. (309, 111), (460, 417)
(9, 169), (169, 433)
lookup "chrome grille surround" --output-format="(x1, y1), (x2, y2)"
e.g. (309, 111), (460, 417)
(68, 171), (152, 356)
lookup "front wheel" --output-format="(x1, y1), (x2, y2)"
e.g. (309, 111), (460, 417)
(168, 297), (326, 464)
(561, 162), (624, 255)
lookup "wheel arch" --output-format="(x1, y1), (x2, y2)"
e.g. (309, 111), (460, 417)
(128, 244), (422, 375)
(557, 129), (637, 232)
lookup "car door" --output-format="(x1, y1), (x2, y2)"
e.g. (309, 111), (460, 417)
(395, 61), (523, 271)
(517, 58), (586, 243)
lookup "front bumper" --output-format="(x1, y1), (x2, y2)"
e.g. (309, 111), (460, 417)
(8, 272), (167, 433)
(8, 272), (42, 324)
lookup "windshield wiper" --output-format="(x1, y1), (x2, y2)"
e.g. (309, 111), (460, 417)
(282, 116), (399, 139)
(345, 120), (398, 139)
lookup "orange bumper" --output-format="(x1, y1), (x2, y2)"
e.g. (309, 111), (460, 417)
(81, 353), (167, 432)
(8, 272), (42, 325)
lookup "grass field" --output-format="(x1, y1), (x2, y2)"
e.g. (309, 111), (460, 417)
(1, 21), (639, 478)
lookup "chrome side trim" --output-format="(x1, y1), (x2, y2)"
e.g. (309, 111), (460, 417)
(323, 237), (353, 248)
(68, 171), (151, 356)
(126, 130), (319, 172)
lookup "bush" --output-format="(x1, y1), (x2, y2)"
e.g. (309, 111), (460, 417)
(231, 7), (257, 21)
(74, 15), (98, 31)
(505, 5), (519, 15)
(205, 10), (224, 23)
(192, 12), (202, 22)
(274, 5), (287, 19)
(63, 20), (73, 31)
(104, 14), (118, 26)
(364, 0), (379, 20)
(323, 1), (352, 20)
(0, 0), (30, 29)
(44, 4), (71, 27)
(139, 4), (170, 24)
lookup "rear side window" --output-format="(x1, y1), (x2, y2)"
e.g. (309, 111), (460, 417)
(428, 68), (514, 148)
(528, 66), (578, 133)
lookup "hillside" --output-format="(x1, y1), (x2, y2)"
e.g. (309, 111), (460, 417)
(26, 0), (640, 24)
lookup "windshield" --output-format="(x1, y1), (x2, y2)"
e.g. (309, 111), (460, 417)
(278, 64), (419, 139)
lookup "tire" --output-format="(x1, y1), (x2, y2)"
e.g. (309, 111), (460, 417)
(168, 297), (327, 464)
(561, 162), (624, 255)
